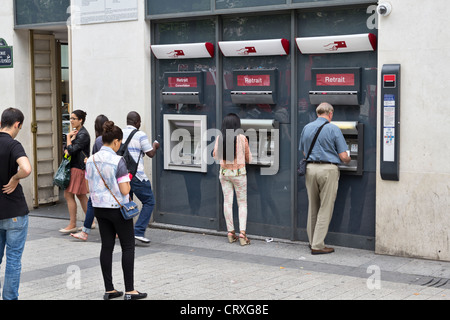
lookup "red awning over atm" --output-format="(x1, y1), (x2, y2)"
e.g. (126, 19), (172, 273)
(151, 42), (214, 59)
(296, 33), (377, 54)
(218, 38), (289, 57)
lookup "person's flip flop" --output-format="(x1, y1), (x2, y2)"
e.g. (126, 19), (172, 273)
(70, 232), (88, 241)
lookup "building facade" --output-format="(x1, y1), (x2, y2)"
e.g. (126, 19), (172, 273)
(1, 0), (449, 261)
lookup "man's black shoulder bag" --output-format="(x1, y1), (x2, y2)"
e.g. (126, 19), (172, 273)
(297, 121), (328, 176)
(117, 129), (142, 177)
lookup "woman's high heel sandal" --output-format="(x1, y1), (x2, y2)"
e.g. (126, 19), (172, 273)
(239, 232), (250, 246)
(227, 231), (238, 243)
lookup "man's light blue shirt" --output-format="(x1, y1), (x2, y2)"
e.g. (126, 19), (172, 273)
(299, 117), (348, 164)
(122, 125), (153, 181)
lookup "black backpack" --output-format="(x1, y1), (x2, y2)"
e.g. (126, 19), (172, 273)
(117, 129), (142, 177)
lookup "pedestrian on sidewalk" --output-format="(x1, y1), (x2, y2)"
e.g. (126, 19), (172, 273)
(85, 121), (147, 300)
(0, 108), (32, 300)
(122, 111), (159, 244)
(213, 113), (252, 246)
(299, 102), (350, 255)
(60, 110), (90, 234)
(71, 114), (109, 241)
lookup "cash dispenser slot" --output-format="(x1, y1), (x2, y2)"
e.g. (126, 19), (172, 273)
(231, 69), (278, 105)
(331, 121), (364, 175)
(240, 119), (279, 167)
(162, 71), (204, 105)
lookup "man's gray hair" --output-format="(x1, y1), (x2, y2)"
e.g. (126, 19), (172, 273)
(316, 102), (334, 116)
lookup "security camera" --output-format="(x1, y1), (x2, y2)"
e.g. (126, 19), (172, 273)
(377, 2), (392, 16)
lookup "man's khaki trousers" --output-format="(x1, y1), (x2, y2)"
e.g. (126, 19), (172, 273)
(305, 163), (340, 250)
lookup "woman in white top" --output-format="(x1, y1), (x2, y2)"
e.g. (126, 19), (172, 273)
(85, 121), (147, 300)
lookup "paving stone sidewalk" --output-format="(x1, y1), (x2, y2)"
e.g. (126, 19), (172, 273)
(2, 215), (450, 302)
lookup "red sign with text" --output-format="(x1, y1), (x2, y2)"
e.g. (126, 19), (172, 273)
(168, 76), (198, 88)
(237, 75), (271, 87)
(316, 74), (355, 86)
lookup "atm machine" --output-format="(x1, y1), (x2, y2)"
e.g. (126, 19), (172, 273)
(309, 67), (364, 175)
(230, 68), (280, 175)
(330, 121), (364, 175)
(161, 71), (208, 173)
(240, 119), (279, 168)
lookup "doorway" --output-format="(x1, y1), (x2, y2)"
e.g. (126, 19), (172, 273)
(30, 30), (70, 214)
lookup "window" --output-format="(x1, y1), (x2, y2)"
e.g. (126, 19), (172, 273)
(15, 0), (70, 26)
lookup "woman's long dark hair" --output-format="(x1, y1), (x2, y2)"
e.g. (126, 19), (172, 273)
(217, 113), (242, 162)
(94, 114), (109, 138)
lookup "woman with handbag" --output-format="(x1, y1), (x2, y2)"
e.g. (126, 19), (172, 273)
(60, 110), (90, 233)
(70, 114), (109, 241)
(85, 121), (147, 300)
(213, 113), (252, 246)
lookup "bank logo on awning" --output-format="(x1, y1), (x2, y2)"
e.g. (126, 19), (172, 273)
(237, 46), (257, 55)
(324, 41), (348, 52)
(167, 50), (185, 58)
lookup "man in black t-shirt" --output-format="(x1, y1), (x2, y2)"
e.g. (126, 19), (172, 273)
(0, 108), (32, 300)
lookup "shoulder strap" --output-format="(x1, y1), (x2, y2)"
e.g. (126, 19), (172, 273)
(305, 121), (328, 160)
(93, 155), (123, 208)
(123, 129), (138, 148)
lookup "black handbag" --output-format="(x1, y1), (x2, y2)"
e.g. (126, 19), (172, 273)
(93, 155), (139, 220)
(298, 121), (328, 176)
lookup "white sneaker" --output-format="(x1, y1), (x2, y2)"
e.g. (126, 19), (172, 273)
(135, 236), (151, 244)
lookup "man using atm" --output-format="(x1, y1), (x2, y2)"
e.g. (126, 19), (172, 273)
(299, 102), (351, 255)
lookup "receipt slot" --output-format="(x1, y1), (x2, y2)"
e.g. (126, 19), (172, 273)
(162, 71), (204, 105)
(332, 121), (364, 175)
(380, 64), (401, 181)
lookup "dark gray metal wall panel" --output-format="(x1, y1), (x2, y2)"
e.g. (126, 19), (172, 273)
(153, 20), (219, 229)
(296, 7), (377, 248)
(152, 5), (378, 250)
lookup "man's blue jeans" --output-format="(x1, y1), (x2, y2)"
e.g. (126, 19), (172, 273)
(0, 215), (29, 300)
(130, 178), (155, 237)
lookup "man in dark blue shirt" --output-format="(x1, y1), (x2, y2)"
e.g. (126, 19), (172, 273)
(0, 108), (32, 300)
(299, 102), (350, 255)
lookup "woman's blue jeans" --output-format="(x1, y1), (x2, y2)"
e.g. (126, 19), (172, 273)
(0, 215), (29, 300)
(130, 178), (155, 237)
(82, 197), (95, 233)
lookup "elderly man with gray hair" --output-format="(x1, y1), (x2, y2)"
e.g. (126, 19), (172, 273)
(299, 102), (351, 255)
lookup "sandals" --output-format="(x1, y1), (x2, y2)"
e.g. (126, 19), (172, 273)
(227, 231), (238, 243)
(70, 231), (88, 241)
(239, 232), (250, 246)
(227, 231), (250, 246)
